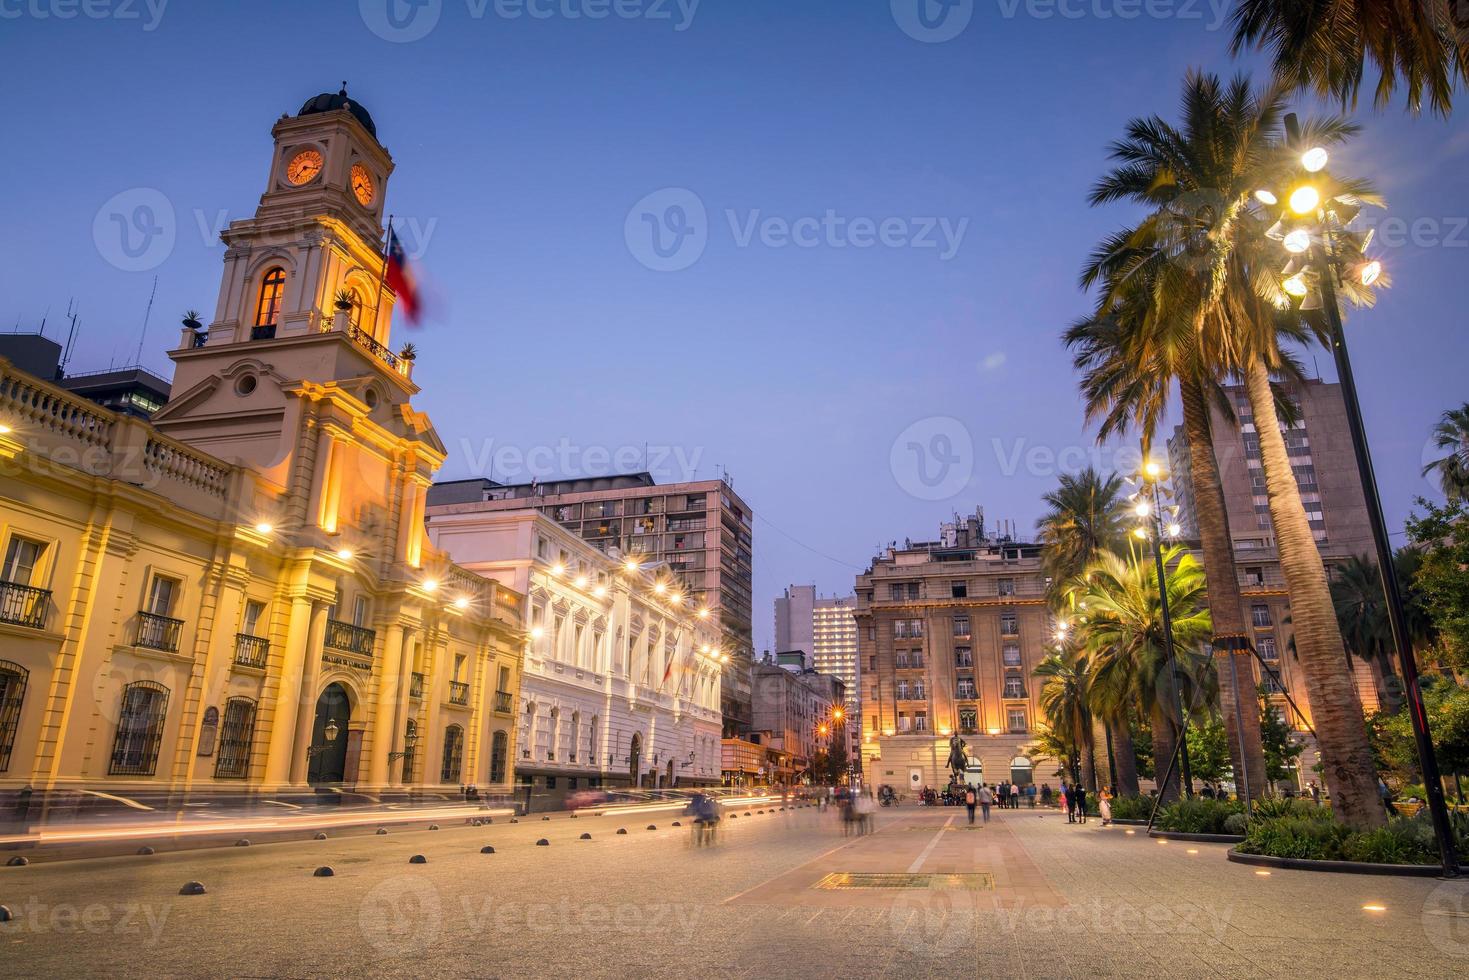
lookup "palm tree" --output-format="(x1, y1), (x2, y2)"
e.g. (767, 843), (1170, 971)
(1036, 468), (1129, 584)
(1423, 403), (1469, 501)
(1230, 0), (1469, 116)
(1076, 545), (1214, 802)
(1332, 550), (1439, 671)
(1078, 71), (1385, 827)
(1034, 644), (1096, 790)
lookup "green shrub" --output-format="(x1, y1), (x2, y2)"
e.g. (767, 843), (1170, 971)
(1107, 795), (1154, 821)
(1223, 813), (1248, 836)
(1154, 798), (1245, 834)
(1340, 821), (1435, 865)
(1249, 796), (1322, 822)
(1240, 815), (1351, 860)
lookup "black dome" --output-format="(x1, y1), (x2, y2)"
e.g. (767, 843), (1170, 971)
(298, 87), (377, 139)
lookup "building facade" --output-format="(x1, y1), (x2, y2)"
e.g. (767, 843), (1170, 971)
(0, 89), (525, 801)
(1167, 378), (1383, 727)
(774, 586), (862, 764)
(424, 509), (724, 804)
(749, 659), (841, 784)
(426, 473), (756, 737)
(855, 509), (1050, 793)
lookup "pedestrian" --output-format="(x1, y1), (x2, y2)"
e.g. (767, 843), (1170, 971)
(977, 783), (992, 824)
(1075, 784), (1088, 824)
(1099, 785), (1113, 826)
(1040, 783), (1052, 808)
(1060, 782), (1072, 822)
(1026, 783), (1037, 808)
(1010, 783), (1021, 809)
(965, 785), (977, 825)
(1309, 781), (1321, 806)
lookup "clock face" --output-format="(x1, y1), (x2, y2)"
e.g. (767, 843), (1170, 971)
(351, 163), (375, 206)
(285, 149), (324, 186)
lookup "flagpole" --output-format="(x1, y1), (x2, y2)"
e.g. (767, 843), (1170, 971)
(372, 214), (393, 340)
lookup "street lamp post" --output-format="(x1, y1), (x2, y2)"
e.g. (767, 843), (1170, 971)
(1135, 467), (1197, 801)
(1267, 116), (1458, 877)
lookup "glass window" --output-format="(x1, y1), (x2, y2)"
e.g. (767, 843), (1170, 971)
(1000, 613), (1018, 636)
(997, 577), (1015, 597)
(1007, 708), (1027, 733)
(214, 697), (257, 779)
(255, 267), (286, 329)
(950, 581), (967, 599)
(241, 600), (265, 637)
(954, 647), (973, 668)
(1003, 674), (1025, 698)
(441, 725), (465, 783)
(958, 708), (977, 733)
(1, 537), (44, 585)
(1002, 643), (1021, 667)
(108, 681), (170, 776)
(1258, 636), (1278, 660)
(146, 575), (177, 616)
(0, 660), (28, 772)
(1251, 604), (1273, 628)
(952, 615), (970, 637)
(956, 678), (976, 699)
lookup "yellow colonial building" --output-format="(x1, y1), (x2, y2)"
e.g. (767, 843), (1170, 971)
(0, 88), (524, 800)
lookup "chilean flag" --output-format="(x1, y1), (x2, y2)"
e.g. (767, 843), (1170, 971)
(384, 228), (421, 325)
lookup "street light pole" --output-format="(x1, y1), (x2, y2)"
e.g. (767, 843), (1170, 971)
(1141, 477), (1194, 800)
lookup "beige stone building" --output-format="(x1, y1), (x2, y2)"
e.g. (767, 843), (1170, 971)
(856, 509), (1051, 793)
(0, 89), (523, 800)
(424, 508), (724, 804)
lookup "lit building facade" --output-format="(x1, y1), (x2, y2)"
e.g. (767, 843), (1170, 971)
(855, 509), (1050, 793)
(0, 89), (524, 799)
(775, 585), (860, 763)
(427, 473), (756, 737)
(424, 509), (724, 802)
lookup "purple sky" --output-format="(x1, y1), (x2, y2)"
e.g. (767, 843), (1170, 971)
(2, 1), (1465, 654)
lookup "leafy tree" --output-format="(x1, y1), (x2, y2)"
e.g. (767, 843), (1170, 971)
(1259, 695), (1306, 785)
(1036, 468), (1129, 584)
(1186, 716), (1232, 786)
(1405, 498), (1469, 670)
(1367, 676), (1469, 791)
(1230, 0), (1469, 116)
(1423, 403), (1469, 502)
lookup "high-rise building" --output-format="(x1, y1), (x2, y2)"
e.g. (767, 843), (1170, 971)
(0, 333), (171, 420)
(426, 473), (755, 736)
(750, 659), (842, 784)
(1167, 378), (1383, 728)
(775, 585), (860, 762)
(855, 508), (1051, 793)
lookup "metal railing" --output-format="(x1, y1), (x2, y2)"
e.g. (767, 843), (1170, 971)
(250, 324), (277, 341)
(325, 619), (375, 657)
(233, 634), (269, 669)
(0, 581), (50, 630)
(410, 672), (425, 699)
(493, 690), (513, 713)
(448, 681), (469, 705)
(136, 611), (184, 652)
(348, 325), (401, 371)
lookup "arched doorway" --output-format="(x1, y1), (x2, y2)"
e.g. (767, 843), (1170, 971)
(308, 682), (352, 784)
(628, 733), (642, 786)
(1010, 755), (1034, 787)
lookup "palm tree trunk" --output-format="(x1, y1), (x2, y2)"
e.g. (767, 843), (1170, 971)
(1242, 361), (1384, 828)
(1111, 717), (1140, 796)
(1178, 376), (1269, 803)
(1151, 701), (1180, 803)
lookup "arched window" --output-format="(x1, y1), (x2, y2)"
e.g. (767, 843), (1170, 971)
(109, 681), (170, 776)
(489, 730), (508, 783)
(214, 697), (257, 779)
(1010, 756), (1034, 787)
(253, 267), (286, 338)
(0, 660), (28, 772)
(441, 724), (464, 783)
(348, 288), (366, 332)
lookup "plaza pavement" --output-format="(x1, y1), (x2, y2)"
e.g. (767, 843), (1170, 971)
(2, 801), (1467, 978)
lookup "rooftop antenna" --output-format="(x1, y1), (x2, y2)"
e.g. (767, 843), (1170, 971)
(133, 276), (158, 368)
(60, 299), (81, 378)
(37, 305), (51, 339)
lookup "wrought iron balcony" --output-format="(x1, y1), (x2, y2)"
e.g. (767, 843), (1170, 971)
(410, 672), (425, 699)
(448, 681), (469, 706)
(233, 633), (269, 669)
(136, 611), (184, 652)
(493, 690), (513, 713)
(250, 324), (277, 341)
(325, 619), (375, 657)
(0, 581), (50, 630)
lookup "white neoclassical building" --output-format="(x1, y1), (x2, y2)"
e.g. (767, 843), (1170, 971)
(425, 509), (725, 804)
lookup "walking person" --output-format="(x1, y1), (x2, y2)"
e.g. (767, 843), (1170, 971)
(1099, 785), (1113, 826)
(977, 783), (993, 824)
(1010, 783), (1021, 809)
(1026, 783), (1037, 808)
(1060, 782), (1072, 822)
(965, 785), (977, 825)
(1040, 783), (1052, 808)
(1074, 784), (1088, 824)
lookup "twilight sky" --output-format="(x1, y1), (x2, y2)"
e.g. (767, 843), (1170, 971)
(2, 1), (1465, 654)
